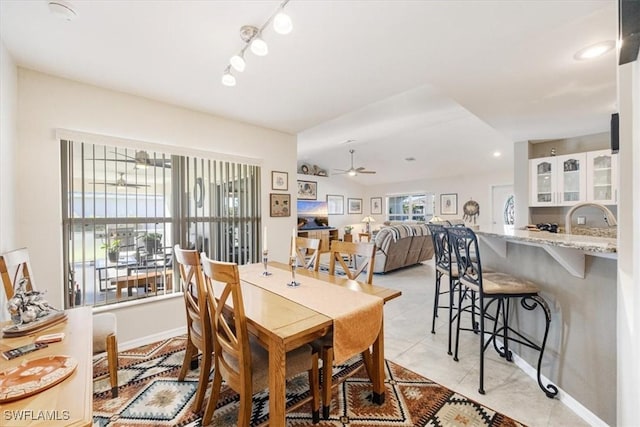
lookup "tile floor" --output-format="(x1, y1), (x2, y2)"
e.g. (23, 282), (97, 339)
(375, 260), (589, 427)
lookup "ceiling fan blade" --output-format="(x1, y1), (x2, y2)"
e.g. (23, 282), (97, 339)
(89, 158), (136, 163)
(358, 170), (376, 174)
(89, 151), (172, 168)
(89, 181), (150, 187)
(112, 152), (138, 160)
(113, 183), (150, 188)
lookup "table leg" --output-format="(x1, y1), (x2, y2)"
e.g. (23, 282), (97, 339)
(269, 338), (286, 425)
(372, 318), (385, 404)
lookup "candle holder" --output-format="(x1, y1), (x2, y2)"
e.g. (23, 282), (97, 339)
(287, 255), (300, 287)
(261, 250), (272, 276)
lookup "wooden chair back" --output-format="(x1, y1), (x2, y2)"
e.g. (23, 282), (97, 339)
(294, 237), (321, 271)
(0, 248), (34, 299)
(329, 240), (376, 284)
(173, 245), (212, 353)
(200, 256), (251, 394)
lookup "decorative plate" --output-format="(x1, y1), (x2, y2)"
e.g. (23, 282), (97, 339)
(298, 163), (311, 174)
(0, 355), (78, 403)
(462, 200), (480, 224)
(2, 312), (67, 338)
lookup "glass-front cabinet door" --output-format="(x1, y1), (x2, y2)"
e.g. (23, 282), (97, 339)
(529, 158), (556, 206)
(586, 149), (618, 204)
(556, 153), (586, 206)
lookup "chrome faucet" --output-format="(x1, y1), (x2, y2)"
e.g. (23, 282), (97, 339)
(564, 202), (618, 234)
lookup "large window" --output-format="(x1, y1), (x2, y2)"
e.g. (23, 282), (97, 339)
(387, 193), (434, 222)
(61, 138), (261, 308)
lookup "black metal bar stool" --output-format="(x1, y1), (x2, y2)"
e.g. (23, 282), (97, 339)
(426, 223), (459, 355)
(446, 226), (558, 398)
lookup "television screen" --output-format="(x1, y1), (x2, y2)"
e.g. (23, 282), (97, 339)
(297, 200), (330, 229)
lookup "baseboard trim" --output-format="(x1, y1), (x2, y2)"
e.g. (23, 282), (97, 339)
(119, 327), (186, 352)
(507, 348), (608, 427)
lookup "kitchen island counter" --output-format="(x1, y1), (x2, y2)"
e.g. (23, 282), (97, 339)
(473, 226), (617, 425)
(475, 227), (616, 254)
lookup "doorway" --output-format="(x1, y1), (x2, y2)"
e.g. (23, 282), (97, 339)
(490, 184), (514, 229)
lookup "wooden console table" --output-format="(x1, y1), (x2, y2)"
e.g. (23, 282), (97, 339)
(298, 228), (338, 252)
(0, 307), (93, 426)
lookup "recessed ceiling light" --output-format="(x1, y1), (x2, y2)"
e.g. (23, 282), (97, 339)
(493, 151), (502, 158)
(48, 0), (77, 21)
(574, 41), (615, 60)
(405, 157), (416, 162)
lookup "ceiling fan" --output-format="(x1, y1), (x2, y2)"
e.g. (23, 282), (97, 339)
(90, 173), (150, 188)
(333, 149), (376, 176)
(90, 150), (171, 169)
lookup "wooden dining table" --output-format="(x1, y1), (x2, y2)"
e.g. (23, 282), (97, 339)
(235, 261), (402, 425)
(0, 307), (93, 426)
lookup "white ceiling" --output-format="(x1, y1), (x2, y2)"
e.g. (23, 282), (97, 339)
(0, 1), (618, 185)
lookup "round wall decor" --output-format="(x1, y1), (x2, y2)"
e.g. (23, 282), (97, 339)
(463, 199), (480, 224)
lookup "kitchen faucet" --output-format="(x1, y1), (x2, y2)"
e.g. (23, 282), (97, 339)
(564, 202), (618, 234)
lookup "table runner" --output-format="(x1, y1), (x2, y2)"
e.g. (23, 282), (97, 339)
(238, 263), (383, 364)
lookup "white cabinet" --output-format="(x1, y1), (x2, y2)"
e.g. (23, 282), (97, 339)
(529, 153), (586, 206)
(530, 157), (556, 206)
(586, 150), (618, 205)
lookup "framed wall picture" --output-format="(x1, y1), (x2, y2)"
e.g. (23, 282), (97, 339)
(370, 197), (382, 215)
(327, 194), (344, 215)
(271, 171), (288, 191)
(347, 198), (362, 214)
(297, 180), (317, 200)
(270, 193), (291, 217)
(440, 193), (458, 215)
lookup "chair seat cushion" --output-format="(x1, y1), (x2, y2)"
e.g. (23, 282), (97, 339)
(461, 272), (540, 295)
(225, 339), (313, 392)
(436, 264), (459, 278)
(311, 333), (333, 352)
(93, 313), (117, 353)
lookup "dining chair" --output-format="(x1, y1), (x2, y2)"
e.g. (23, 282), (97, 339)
(0, 248), (119, 398)
(328, 240), (376, 284)
(319, 240), (376, 418)
(173, 244), (214, 414)
(445, 227), (558, 397)
(200, 255), (320, 426)
(294, 236), (321, 271)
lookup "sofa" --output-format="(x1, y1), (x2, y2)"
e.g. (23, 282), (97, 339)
(372, 224), (434, 273)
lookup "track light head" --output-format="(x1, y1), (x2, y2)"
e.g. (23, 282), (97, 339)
(230, 53), (246, 72)
(250, 37), (268, 56)
(273, 11), (293, 34)
(222, 68), (236, 87)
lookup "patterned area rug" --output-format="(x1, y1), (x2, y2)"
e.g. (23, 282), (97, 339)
(93, 336), (524, 426)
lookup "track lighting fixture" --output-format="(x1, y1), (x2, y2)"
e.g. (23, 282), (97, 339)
(222, 0), (292, 87)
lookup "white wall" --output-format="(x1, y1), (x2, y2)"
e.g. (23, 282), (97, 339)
(617, 59), (639, 426)
(365, 169), (513, 230)
(15, 68), (297, 343)
(0, 41), (18, 321)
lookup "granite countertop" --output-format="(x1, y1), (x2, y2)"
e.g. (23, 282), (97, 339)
(475, 227), (617, 254)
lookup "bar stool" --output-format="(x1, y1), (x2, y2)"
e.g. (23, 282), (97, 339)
(426, 223), (458, 355)
(446, 226), (558, 398)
